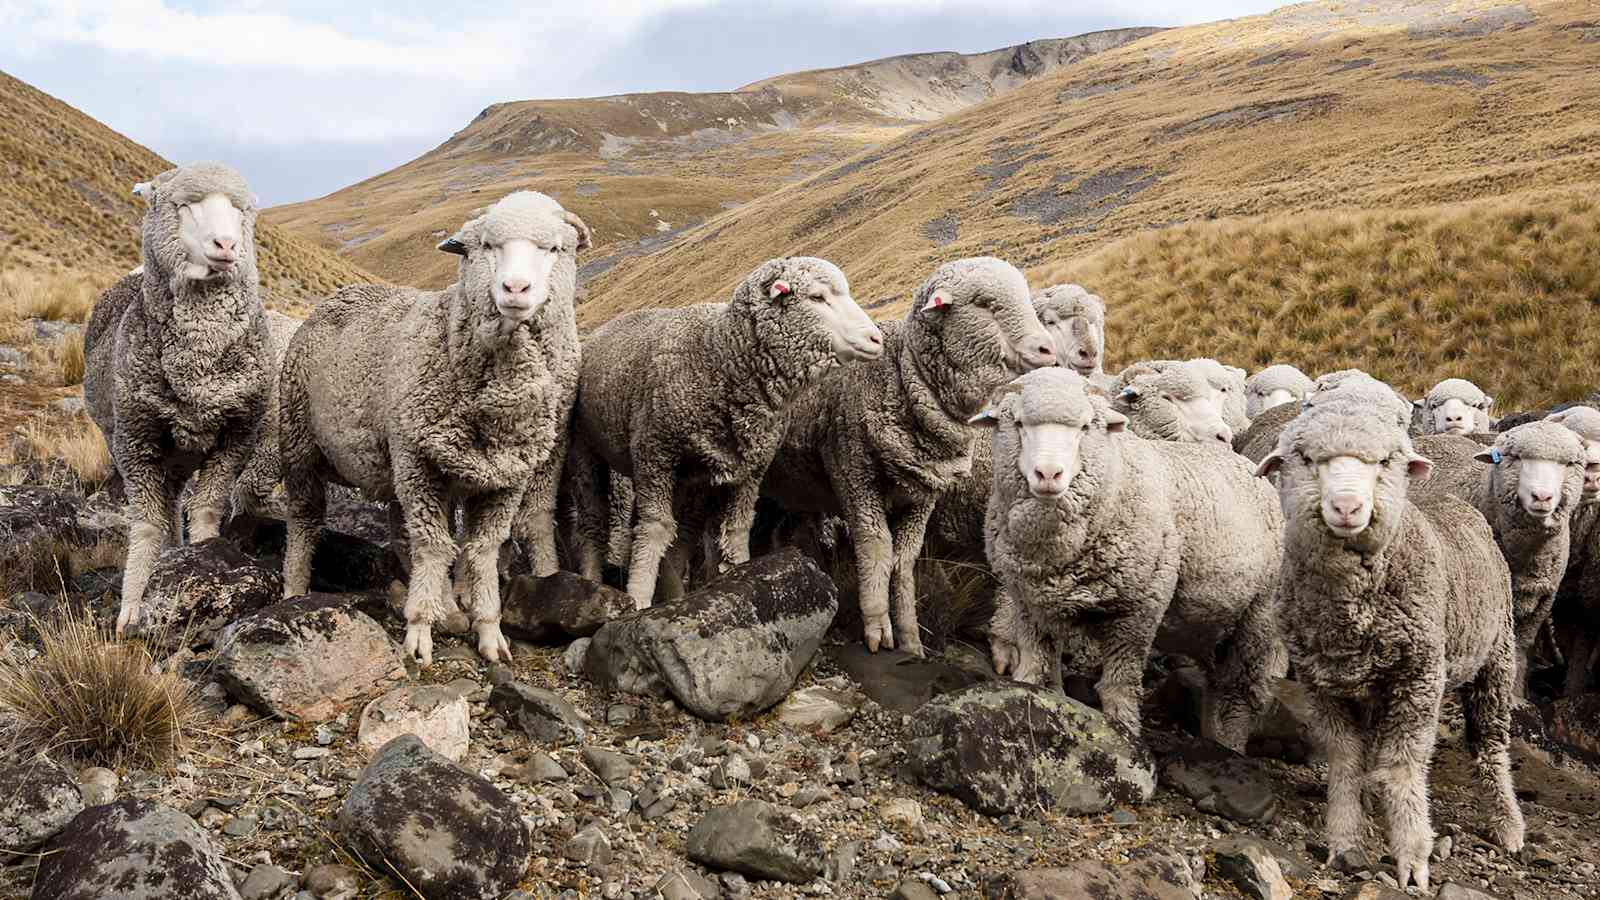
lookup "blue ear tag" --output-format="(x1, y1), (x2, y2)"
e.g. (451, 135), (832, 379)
(1491, 448), (1502, 464)
(1118, 388), (1136, 400)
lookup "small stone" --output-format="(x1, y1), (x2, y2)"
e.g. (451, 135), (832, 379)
(1214, 838), (1293, 900)
(656, 870), (719, 900)
(889, 880), (940, 900)
(712, 752), (752, 789)
(777, 685), (862, 733)
(293, 747), (330, 760)
(881, 798), (923, 831)
(77, 767), (118, 806)
(223, 814), (259, 837)
(847, 797), (867, 812)
(562, 825), (613, 868)
(793, 786), (829, 808)
(492, 682), (587, 744)
(607, 787), (634, 816)
(1110, 809), (1138, 825)
(517, 751), (569, 783)
(606, 704), (639, 727)
(239, 863), (297, 900)
(687, 799), (824, 883)
(357, 684), (472, 762)
(304, 863), (360, 898)
(1434, 835), (1454, 861)
(825, 840), (862, 883)
(563, 638), (591, 675)
(582, 747), (635, 787)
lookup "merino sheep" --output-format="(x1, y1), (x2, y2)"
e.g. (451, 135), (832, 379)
(1245, 364), (1313, 420)
(1415, 377), (1494, 436)
(1237, 369), (1414, 464)
(567, 257), (883, 607)
(1147, 358), (1248, 432)
(1257, 396), (1523, 890)
(976, 368), (1283, 750)
(1411, 422), (1585, 694)
(280, 191), (589, 665)
(1033, 283), (1109, 388)
(1544, 407), (1600, 696)
(760, 257), (1057, 655)
(82, 162), (270, 637)
(1111, 361), (1234, 446)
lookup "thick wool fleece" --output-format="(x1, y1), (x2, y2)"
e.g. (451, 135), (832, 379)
(567, 257), (852, 606)
(1147, 358), (1248, 433)
(1234, 400), (1300, 463)
(1110, 361), (1232, 443)
(1313, 370), (1415, 430)
(1269, 401), (1522, 887)
(1412, 423), (1585, 671)
(281, 190), (585, 665)
(1033, 283), (1107, 383)
(81, 162), (269, 634)
(762, 257), (1050, 656)
(1245, 364), (1314, 419)
(983, 368), (1283, 750)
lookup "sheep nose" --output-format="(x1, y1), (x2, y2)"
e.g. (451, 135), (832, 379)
(211, 236), (236, 253)
(502, 277), (530, 295)
(1033, 463), (1064, 489)
(1530, 489), (1554, 505)
(1330, 494), (1365, 519)
(1214, 430), (1232, 446)
(1036, 342), (1055, 359)
(867, 331), (882, 346)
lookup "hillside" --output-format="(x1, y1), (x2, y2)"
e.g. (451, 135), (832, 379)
(576, 0), (1599, 408)
(264, 29), (1158, 289)
(0, 71), (374, 313)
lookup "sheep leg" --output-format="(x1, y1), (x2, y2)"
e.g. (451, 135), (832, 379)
(394, 460), (455, 666)
(658, 494), (709, 600)
(1205, 593), (1286, 754)
(989, 586), (1027, 676)
(564, 433), (608, 581)
(1307, 694), (1367, 865)
(187, 430), (252, 542)
(887, 499), (937, 657)
(1368, 679), (1442, 891)
(845, 494), (896, 653)
(711, 478), (763, 575)
(461, 489), (520, 664)
(1465, 635), (1526, 854)
(1512, 591), (1556, 699)
(514, 470), (561, 580)
(625, 464), (677, 609)
(116, 464), (179, 638)
(1091, 610), (1161, 736)
(605, 472), (634, 575)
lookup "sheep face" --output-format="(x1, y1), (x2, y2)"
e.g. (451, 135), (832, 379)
(1474, 422), (1586, 526)
(1544, 407), (1600, 501)
(739, 257), (882, 364)
(1114, 363), (1232, 446)
(438, 191), (588, 336)
(917, 257), (1055, 376)
(1245, 365), (1313, 420)
(1033, 285), (1105, 377)
(1258, 404), (1430, 547)
(1419, 378), (1493, 435)
(972, 368), (1126, 500)
(137, 162), (258, 288)
(1185, 358), (1248, 432)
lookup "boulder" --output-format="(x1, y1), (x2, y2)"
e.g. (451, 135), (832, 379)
(223, 516), (399, 594)
(0, 485), (119, 596)
(686, 799), (824, 884)
(983, 846), (1199, 899)
(585, 550), (837, 721)
(217, 594), (406, 722)
(339, 735), (530, 900)
(489, 682), (587, 744)
(500, 572), (633, 643)
(357, 685), (471, 762)
(1161, 741), (1280, 825)
(1213, 838), (1293, 900)
(904, 684), (1154, 816)
(775, 685), (862, 733)
(0, 760), (83, 861)
(135, 539), (282, 649)
(34, 800), (239, 900)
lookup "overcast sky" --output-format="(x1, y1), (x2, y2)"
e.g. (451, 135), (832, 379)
(2, 1), (1289, 207)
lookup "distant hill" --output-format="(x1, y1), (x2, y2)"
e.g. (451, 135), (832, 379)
(263, 29), (1159, 289)
(0, 70), (375, 313)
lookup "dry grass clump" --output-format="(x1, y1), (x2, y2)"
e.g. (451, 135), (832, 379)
(0, 269), (99, 331)
(0, 608), (200, 768)
(1034, 195), (1600, 410)
(2, 415), (112, 492)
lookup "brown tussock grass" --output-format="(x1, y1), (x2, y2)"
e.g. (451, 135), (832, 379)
(0, 269), (99, 328)
(3, 415), (113, 491)
(0, 607), (201, 768)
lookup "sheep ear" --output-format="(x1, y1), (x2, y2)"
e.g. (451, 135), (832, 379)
(437, 233), (469, 256)
(1482, 395), (1495, 410)
(768, 280), (792, 299)
(1408, 454), (1435, 480)
(1547, 411), (1570, 425)
(1255, 452), (1284, 479)
(131, 181), (153, 200)
(1116, 385), (1141, 403)
(1104, 409), (1128, 433)
(920, 289), (952, 312)
(1474, 448), (1501, 466)
(1412, 398), (1425, 410)
(563, 211), (592, 251)
(967, 408), (1001, 429)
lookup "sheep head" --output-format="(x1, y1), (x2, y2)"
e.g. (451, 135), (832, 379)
(1474, 421), (1586, 527)
(970, 367), (1126, 501)
(1545, 406), (1600, 502)
(438, 191), (588, 336)
(1032, 283), (1105, 378)
(135, 162), (258, 288)
(734, 256), (882, 365)
(1113, 361), (1233, 446)
(1417, 378), (1494, 436)
(1246, 364), (1314, 420)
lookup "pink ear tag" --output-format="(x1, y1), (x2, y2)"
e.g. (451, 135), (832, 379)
(769, 280), (791, 299)
(921, 291), (949, 312)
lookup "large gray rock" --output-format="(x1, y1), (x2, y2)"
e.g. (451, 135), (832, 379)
(983, 846), (1199, 899)
(489, 682), (586, 744)
(501, 572), (633, 643)
(135, 539), (282, 649)
(0, 760), (83, 861)
(33, 800), (240, 900)
(217, 594), (406, 722)
(686, 799), (823, 883)
(585, 550), (837, 720)
(904, 684), (1154, 816)
(340, 735), (530, 900)
(0, 485), (120, 596)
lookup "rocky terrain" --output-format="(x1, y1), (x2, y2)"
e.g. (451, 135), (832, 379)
(3, 474), (1599, 900)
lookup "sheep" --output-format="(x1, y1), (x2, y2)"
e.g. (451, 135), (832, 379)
(1544, 407), (1600, 696)
(1147, 358), (1248, 433)
(280, 191), (590, 665)
(566, 257), (883, 607)
(1415, 377), (1494, 436)
(82, 162), (270, 637)
(975, 367), (1284, 750)
(1256, 396), (1523, 890)
(1110, 361), (1234, 446)
(1032, 283), (1110, 389)
(233, 310), (304, 518)
(1245, 363), (1313, 420)
(759, 257), (1057, 655)
(1236, 369), (1414, 464)
(1409, 422), (1585, 695)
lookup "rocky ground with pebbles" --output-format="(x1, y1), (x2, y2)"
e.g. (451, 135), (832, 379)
(2, 481), (1599, 900)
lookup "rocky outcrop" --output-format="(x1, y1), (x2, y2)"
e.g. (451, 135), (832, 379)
(33, 800), (239, 900)
(134, 539), (281, 648)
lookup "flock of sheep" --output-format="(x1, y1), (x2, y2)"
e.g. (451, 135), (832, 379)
(78, 163), (1600, 891)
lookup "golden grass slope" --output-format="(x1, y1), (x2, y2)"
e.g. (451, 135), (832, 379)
(582, 0), (1599, 338)
(265, 30), (1158, 290)
(0, 70), (374, 311)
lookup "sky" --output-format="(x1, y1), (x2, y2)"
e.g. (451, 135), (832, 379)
(1, 1), (1290, 208)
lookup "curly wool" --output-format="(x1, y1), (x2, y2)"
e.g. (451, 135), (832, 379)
(984, 368), (1283, 748)
(234, 310), (303, 515)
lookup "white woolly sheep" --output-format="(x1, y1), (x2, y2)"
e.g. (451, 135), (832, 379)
(1147, 358), (1248, 433)
(280, 191), (590, 665)
(566, 257), (883, 607)
(760, 257), (1057, 655)
(1416, 377), (1494, 436)
(1411, 422), (1586, 694)
(1257, 395), (1523, 890)
(1541, 407), (1600, 696)
(82, 162), (270, 637)
(1110, 361), (1234, 446)
(1032, 283), (1109, 387)
(975, 368), (1284, 750)
(1245, 363), (1313, 420)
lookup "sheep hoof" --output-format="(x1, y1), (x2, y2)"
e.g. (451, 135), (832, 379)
(115, 602), (142, 639)
(403, 623), (434, 667)
(863, 615), (893, 653)
(1397, 855), (1429, 892)
(476, 624), (513, 664)
(990, 637), (1018, 675)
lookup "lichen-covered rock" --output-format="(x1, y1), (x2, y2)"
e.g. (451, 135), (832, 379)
(585, 550), (837, 721)
(904, 684), (1154, 816)
(223, 516), (399, 594)
(33, 800), (239, 900)
(985, 846), (1200, 899)
(217, 594), (406, 722)
(339, 735), (531, 900)
(489, 681), (587, 744)
(135, 539), (282, 649)
(0, 760), (82, 861)
(500, 572), (633, 643)
(358, 685), (471, 762)
(686, 799), (823, 883)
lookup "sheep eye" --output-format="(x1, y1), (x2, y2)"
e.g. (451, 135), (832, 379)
(809, 293), (826, 303)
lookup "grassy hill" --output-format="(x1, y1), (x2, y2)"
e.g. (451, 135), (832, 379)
(0, 70), (374, 313)
(263, 29), (1158, 289)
